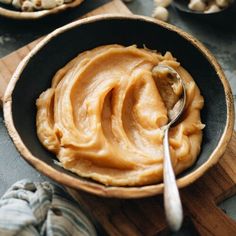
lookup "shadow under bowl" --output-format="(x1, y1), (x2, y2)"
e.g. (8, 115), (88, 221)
(3, 15), (234, 198)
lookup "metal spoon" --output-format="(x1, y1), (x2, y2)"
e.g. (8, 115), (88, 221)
(152, 64), (186, 231)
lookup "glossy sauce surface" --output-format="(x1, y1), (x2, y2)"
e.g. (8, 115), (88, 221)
(36, 45), (204, 186)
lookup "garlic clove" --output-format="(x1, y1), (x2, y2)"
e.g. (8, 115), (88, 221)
(215, 0), (229, 7)
(31, 0), (42, 9)
(154, 0), (172, 8)
(21, 0), (34, 11)
(12, 0), (22, 9)
(41, 0), (57, 9)
(188, 0), (206, 11)
(152, 6), (169, 21)
(204, 4), (220, 13)
(55, 0), (63, 6)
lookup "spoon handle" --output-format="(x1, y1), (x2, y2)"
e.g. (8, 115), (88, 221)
(163, 127), (183, 231)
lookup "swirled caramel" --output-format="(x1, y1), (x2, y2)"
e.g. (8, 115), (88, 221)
(36, 45), (204, 186)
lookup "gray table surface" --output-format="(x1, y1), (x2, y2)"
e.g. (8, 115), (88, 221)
(0, 0), (236, 234)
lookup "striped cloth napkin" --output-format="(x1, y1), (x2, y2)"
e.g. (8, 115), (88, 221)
(0, 180), (97, 236)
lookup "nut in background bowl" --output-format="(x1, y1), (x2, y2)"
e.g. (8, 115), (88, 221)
(0, 0), (84, 20)
(3, 15), (234, 198)
(172, 0), (236, 26)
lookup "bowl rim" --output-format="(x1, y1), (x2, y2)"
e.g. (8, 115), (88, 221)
(3, 14), (235, 198)
(0, 0), (84, 20)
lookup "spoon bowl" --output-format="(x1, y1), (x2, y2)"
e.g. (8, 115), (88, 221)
(153, 64), (186, 231)
(153, 64), (186, 127)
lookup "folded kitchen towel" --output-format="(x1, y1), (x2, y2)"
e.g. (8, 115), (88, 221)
(0, 179), (97, 236)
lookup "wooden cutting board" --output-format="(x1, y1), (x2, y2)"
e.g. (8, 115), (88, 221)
(0, 0), (236, 235)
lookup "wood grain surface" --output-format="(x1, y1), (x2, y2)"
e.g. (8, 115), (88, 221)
(0, 0), (236, 235)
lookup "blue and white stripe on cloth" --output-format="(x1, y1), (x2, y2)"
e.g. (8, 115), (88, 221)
(0, 179), (97, 236)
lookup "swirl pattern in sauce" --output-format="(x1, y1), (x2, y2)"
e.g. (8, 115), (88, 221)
(36, 45), (204, 186)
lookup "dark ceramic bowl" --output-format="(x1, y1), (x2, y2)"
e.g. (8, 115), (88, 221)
(3, 15), (234, 198)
